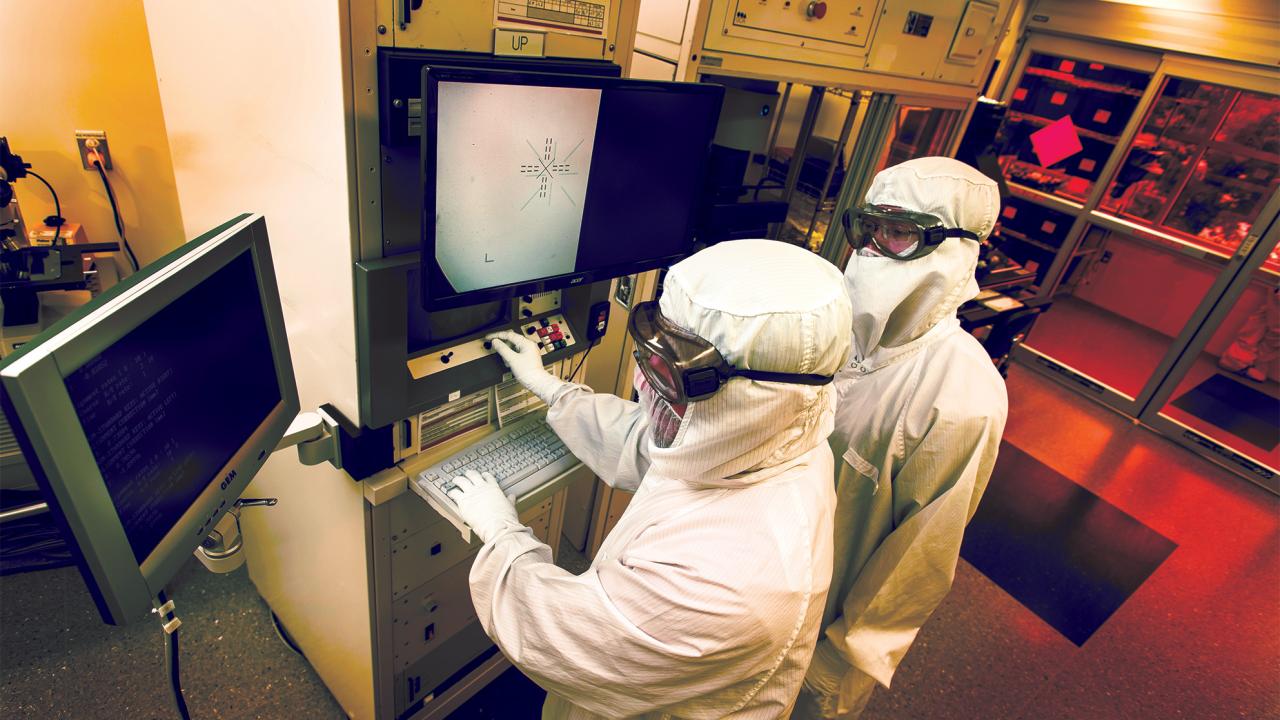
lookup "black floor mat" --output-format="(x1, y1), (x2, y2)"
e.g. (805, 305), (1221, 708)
(1170, 373), (1279, 451)
(960, 443), (1177, 646)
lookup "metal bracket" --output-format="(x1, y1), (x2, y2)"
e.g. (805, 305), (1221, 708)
(274, 408), (343, 468)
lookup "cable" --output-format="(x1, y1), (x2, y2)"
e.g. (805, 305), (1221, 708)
(92, 158), (140, 272)
(568, 345), (592, 383)
(23, 170), (65, 245)
(155, 590), (192, 720)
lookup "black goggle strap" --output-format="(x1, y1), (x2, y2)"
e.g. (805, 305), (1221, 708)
(730, 368), (835, 386)
(682, 364), (834, 400)
(938, 228), (980, 241)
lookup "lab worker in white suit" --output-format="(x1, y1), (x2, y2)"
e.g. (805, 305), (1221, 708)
(445, 239), (853, 718)
(796, 157), (1009, 718)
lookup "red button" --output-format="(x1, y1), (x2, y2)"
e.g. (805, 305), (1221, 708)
(550, 332), (564, 341)
(537, 328), (550, 337)
(551, 324), (560, 332)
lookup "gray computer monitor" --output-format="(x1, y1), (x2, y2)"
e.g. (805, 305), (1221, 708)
(0, 213), (298, 625)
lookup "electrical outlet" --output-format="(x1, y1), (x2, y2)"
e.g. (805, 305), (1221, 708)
(75, 130), (112, 170)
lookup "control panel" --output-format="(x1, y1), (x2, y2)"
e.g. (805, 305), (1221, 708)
(695, 0), (1011, 90)
(730, 0), (876, 48)
(403, 313), (575, 380)
(521, 314), (576, 355)
(864, 0), (1003, 81)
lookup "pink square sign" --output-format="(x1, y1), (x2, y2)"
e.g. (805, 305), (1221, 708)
(1030, 115), (1084, 168)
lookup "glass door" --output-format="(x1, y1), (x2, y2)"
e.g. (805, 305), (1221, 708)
(988, 37), (1159, 413)
(1140, 220), (1280, 492)
(763, 84), (863, 252)
(998, 39), (1280, 424)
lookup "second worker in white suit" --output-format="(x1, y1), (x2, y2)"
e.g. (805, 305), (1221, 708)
(796, 157), (1009, 718)
(445, 239), (852, 718)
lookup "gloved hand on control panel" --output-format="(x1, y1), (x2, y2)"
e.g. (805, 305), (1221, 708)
(486, 330), (569, 405)
(445, 469), (521, 544)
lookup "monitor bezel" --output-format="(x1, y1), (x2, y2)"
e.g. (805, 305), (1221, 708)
(420, 65), (722, 311)
(0, 214), (299, 625)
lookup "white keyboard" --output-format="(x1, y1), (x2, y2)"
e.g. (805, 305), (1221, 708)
(410, 411), (578, 540)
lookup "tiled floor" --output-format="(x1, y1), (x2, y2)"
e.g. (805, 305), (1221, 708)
(1, 361), (1276, 719)
(860, 363), (1279, 719)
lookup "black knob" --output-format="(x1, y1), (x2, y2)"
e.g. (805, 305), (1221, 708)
(525, 326), (536, 335)
(522, 295), (534, 303)
(482, 340), (492, 350)
(521, 308), (533, 318)
(440, 351), (453, 364)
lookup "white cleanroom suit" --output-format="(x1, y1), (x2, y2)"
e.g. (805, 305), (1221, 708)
(471, 239), (852, 718)
(797, 157), (1009, 717)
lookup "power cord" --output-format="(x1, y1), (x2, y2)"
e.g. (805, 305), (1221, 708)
(568, 345), (592, 383)
(154, 590), (192, 720)
(22, 170), (65, 245)
(91, 156), (140, 272)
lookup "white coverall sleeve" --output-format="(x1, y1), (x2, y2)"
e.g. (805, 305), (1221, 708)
(469, 525), (772, 717)
(819, 408), (1005, 705)
(546, 384), (651, 493)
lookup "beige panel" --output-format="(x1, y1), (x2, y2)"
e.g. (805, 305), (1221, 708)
(731, 0), (875, 48)
(638, 0), (693, 45)
(389, 495), (552, 599)
(145, 4), (373, 717)
(391, 510), (549, 673)
(949, 1), (999, 63)
(630, 51), (679, 79)
(866, 0), (974, 79)
(691, 0), (1013, 92)
(701, 0), (880, 65)
(392, 557), (480, 672)
(3, 0), (183, 272)
(1027, 0), (1280, 68)
(381, 0), (619, 59)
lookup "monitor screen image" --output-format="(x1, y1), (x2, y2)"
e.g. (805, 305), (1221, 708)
(422, 67), (724, 309)
(435, 81), (600, 293)
(62, 250), (281, 565)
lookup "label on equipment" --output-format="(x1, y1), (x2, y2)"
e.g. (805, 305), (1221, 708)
(495, 28), (547, 56)
(494, 0), (609, 39)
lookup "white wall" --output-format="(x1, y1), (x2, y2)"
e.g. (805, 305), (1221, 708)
(143, 3), (373, 718)
(1, 0), (184, 269)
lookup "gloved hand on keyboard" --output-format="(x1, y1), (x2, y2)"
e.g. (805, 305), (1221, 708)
(487, 330), (568, 405)
(445, 469), (520, 543)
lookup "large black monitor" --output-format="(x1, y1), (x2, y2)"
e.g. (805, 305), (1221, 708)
(421, 67), (723, 310)
(0, 214), (298, 625)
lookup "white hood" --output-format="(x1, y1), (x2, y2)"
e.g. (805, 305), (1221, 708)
(651, 239), (852, 488)
(844, 157), (999, 360)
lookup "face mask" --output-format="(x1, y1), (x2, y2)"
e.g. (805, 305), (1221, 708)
(843, 238), (978, 359)
(634, 368), (685, 449)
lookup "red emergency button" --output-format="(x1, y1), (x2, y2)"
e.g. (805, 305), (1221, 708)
(807, 1), (827, 19)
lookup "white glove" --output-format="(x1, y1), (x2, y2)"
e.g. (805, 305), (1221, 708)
(487, 330), (567, 404)
(445, 469), (520, 543)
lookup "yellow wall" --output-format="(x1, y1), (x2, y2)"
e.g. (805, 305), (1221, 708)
(1, 0), (183, 269)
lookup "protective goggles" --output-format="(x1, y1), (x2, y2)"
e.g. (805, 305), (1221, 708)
(840, 204), (978, 260)
(627, 300), (835, 404)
